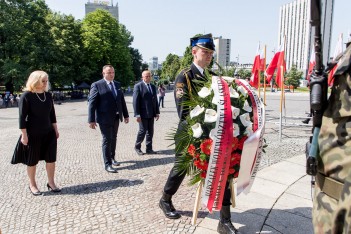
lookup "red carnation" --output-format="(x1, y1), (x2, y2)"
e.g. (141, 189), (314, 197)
(229, 168), (235, 175)
(187, 144), (196, 156)
(194, 160), (209, 171)
(200, 139), (213, 155)
(200, 171), (207, 178)
(230, 153), (241, 167)
(231, 137), (239, 152)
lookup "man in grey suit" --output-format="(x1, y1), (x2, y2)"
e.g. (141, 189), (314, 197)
(88, 65), (129, 173)
(133, 70), (160, 155)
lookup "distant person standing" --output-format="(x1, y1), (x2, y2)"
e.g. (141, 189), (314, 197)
(158, 84), (166, 108)
(11, 70), (61, 195)
(133, 70), (160, 155)
(88, 65), (129, 173)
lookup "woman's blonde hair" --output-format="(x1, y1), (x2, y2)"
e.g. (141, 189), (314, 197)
(24, 70), (50, 92)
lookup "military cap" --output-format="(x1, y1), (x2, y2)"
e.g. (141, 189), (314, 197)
(190, 34), (215, 51)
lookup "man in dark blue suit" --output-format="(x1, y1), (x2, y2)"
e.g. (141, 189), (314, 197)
(133, 70), (160, 155)
(88, 65), (129, 173)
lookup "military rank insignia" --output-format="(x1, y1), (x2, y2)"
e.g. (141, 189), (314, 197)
(176, 83), (184, 99)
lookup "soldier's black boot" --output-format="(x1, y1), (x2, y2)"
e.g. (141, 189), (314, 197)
(217, 205), (239, 234)
(159, 192), (181, 219)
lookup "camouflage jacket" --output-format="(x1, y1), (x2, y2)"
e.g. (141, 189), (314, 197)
(318, 43), (351, 183)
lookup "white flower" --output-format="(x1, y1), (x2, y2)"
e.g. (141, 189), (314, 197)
(198, 87), (212, 98)
(237, 86), (248, 97)
(222, 76), (235, 84)
(233, 123), (240, 137)
(244, 124), (253, 136)
(209, 128), (217, 140)
(231, 106), (240, 119)
(204, 109), (217, 123)
(239, 113), (252, 127)
(191, 123), (203, 138)
(190, 105), (205, 119)
(229, 87), (239, 98)
(243, 100), (252, 112)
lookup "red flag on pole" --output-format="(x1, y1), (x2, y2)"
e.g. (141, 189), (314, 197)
(306, 47), (315, 82)
(328, 33), (343, 86)
(265, 44), (284, 85)
(250, 44), (261, 88)
(275, 49), (286, 88)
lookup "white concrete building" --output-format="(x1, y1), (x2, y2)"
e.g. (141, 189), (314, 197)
(278, 0), (334, 76)
(148, 57), (159, 71)
(85, 0), (119, 20)
(213, 37), (231, 69)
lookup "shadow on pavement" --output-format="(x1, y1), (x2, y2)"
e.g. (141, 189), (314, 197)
(118, 155), (175, 171)
(43, 179), (143, 196)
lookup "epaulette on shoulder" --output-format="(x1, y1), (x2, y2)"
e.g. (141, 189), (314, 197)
(182, 68), (191, 76)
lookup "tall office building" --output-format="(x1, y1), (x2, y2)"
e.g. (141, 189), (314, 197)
(85, 0), (119, 20)
(148, 57), (159, 71)
(213, 37), (231, 69)
(278, 0), (334, 75)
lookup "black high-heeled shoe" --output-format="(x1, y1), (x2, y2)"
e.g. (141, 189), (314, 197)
(47, 183), (61, 193)
(29, 186), (42, 196)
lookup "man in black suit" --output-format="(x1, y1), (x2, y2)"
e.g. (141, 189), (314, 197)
(159, 34), (239, 234)
(133, 70), (160, 155)
(88, 65), (129, 173)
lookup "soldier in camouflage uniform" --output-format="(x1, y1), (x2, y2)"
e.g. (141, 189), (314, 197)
(313, 43), (351, 234)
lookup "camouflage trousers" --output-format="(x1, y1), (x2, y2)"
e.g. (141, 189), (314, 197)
(312, 114), (351, 234)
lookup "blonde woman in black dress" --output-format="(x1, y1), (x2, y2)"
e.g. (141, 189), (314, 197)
(13, 70), (60, 195)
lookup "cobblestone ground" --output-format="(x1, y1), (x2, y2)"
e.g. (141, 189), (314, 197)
(0, 91), (310, 233)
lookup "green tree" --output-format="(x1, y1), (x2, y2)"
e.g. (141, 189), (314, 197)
(130, 47), (143, 83)
(161, 53), (180, 82)
(0, 0), (54, 91)
(285, 65), (302, 92)
(81, 9), (133, 86)
(46, 13), (84, 88)
(237, 68), (251, 80)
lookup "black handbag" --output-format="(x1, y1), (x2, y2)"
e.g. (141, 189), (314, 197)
(11, 136), (29, 164)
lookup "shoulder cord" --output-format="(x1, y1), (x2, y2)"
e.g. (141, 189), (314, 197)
(184, 71), (193, 99)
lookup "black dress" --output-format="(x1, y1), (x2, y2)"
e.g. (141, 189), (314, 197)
(11, 91), (57, 166)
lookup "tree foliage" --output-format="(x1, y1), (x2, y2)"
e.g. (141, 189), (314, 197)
(285, 65), (302, 91)
(161, 53), (180, 81)
(0, 1), (141, 91)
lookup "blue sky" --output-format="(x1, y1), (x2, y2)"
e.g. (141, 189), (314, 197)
(44, 0), (351, 64)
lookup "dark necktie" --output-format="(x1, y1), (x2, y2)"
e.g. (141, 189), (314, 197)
(109, 82), (117, 99)
(147, 84), (153, 94)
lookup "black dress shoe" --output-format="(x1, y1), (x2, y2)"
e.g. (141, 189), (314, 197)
(47, 183), (62, 193)
(105, 165), (118, 173)
(135, 148), (144, 155)
(159, 199), (181, 219)
(146, 150), (158, 154)
(111, 159), (121, 166)
(29, 186), (42, 196)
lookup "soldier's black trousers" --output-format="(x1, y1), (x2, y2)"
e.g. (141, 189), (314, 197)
(163, 157), (232, 206)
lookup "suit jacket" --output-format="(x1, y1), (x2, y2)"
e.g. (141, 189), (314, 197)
(88, 79), (129, 125)
(133, 81), (160, 118)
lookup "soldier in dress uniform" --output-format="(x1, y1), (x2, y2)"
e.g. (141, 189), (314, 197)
(312, 40), (351, 233)
(159, 34), (239, 234)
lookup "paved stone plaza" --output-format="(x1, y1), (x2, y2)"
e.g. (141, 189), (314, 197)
(0, 91), (311, 233)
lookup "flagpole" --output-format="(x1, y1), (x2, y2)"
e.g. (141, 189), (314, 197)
(258, 68), (261, 98)
(263, 45), (267, 105)
(279, 66), (284, 142)
(279, 36), (286, 142)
